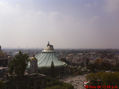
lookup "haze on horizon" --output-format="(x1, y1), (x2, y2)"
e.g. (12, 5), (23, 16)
(0, 0), (119, 49)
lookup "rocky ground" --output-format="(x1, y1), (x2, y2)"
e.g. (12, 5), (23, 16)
(61, 75), (87, 89)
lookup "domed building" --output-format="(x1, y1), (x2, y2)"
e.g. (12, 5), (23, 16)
(28, 42), (66, 76)
(36, 42), (66, 68)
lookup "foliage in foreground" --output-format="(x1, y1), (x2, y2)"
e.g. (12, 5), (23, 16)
(8, 51), (29, 77)
(45, 79), (74, 89)
(0, 80), (5, 89)
(0, 74), (74, 89)
(86, 72), (119, 87)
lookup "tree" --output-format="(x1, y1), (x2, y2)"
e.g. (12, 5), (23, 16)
(86, 72), (119, 87)
(87, 59), (112, 72)
(50, 61), (55, 77)
(8, 51), (29, 77)
(0, 80), (4, 89)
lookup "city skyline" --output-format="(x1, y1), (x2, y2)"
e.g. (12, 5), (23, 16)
(0, 0), (119, 49)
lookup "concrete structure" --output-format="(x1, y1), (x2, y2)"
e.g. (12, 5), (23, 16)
(29, 56), (38, 73)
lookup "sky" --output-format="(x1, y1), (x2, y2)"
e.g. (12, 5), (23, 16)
(0, 0), (119, 49)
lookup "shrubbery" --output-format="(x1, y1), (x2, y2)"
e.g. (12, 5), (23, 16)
(45, 79), (74, 89)
(1, 75), (74, 89)
(8, 51), (29, 77)
(86, 72), (119, 86)
(45, 82), (74, 89)
(0, 80), (4, 89)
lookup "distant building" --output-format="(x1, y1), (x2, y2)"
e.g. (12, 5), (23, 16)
(0, 46), (9, 67)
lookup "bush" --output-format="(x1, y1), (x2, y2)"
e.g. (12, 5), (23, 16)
(0, 80), (4, 89)
(45, 78), (74, 89)
(8, 51), (29, 77)
(45, 83), (74, 89)
(2, 75), (74, 89)
(86, 72), (119, 86)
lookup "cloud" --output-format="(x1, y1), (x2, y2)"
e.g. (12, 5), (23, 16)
(0, 1), (62, 48)
(105, 0), (119, 13)
(0, 0), (119, 49)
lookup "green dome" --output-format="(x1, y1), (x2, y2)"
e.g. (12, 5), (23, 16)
(36, 42), (66, 68)
(36, 52), (65, 68)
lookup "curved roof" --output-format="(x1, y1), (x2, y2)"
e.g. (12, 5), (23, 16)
(27, 42), (66, 69)
(36, 52), (66, 67)
(36, 42), (66, 68)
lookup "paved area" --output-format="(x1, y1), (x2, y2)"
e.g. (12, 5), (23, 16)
(61, 75), (87, 89)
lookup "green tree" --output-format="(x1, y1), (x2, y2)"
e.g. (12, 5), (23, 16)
(0, 80), (4, 89)
(86, 72), (119, 87)
(45, 79), (74, 89)
(8, 51), (29, 77)
(50, 61), (55, 77)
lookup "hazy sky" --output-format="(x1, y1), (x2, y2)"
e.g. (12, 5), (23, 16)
(0, 0), (119, 49)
